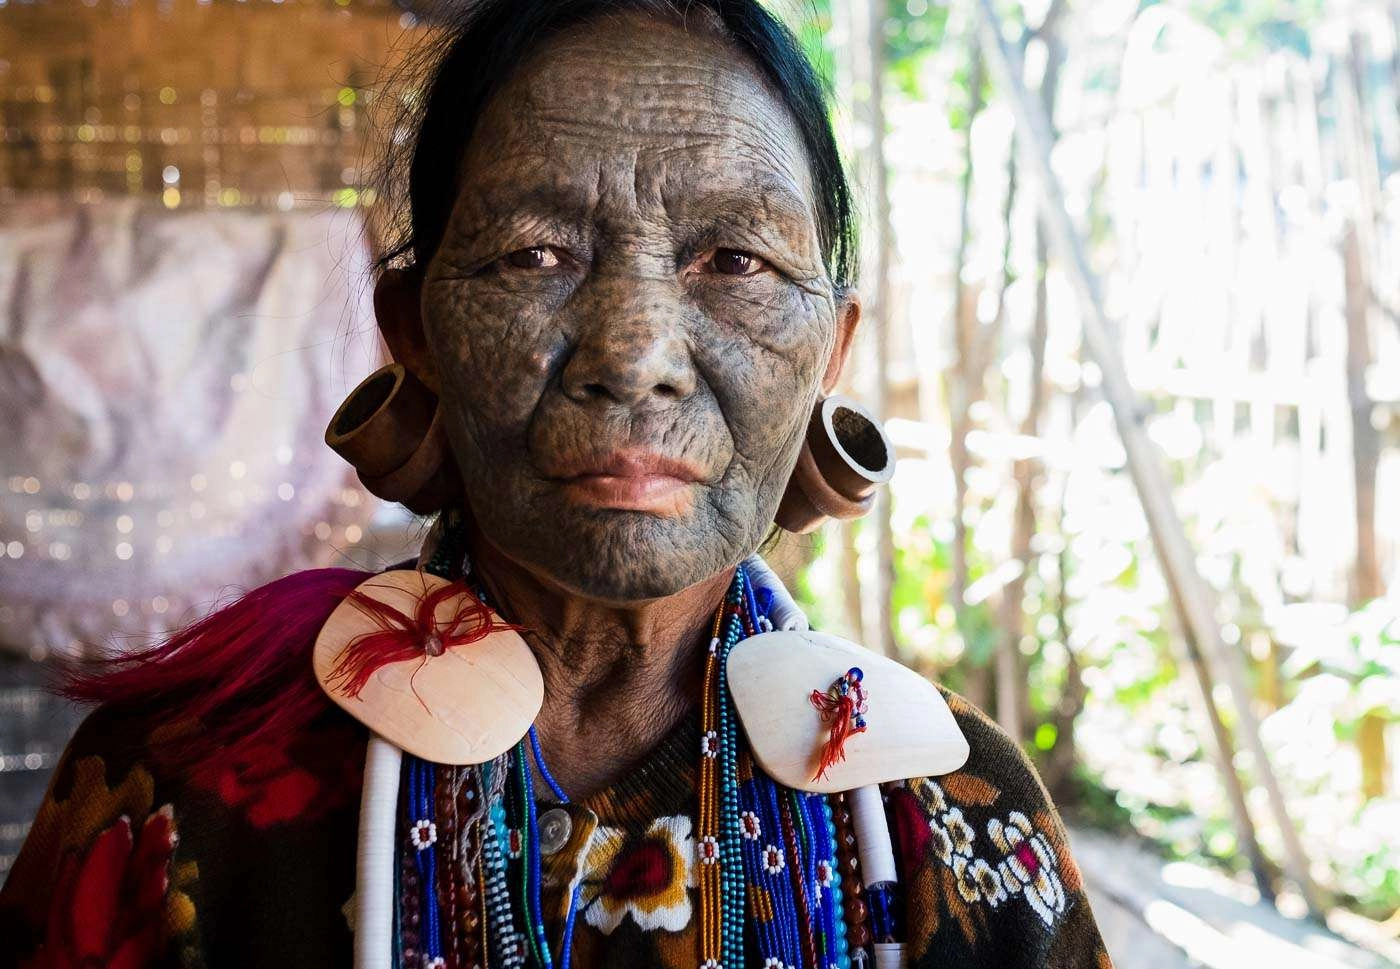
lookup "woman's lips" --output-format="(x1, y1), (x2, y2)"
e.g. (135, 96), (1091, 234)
(548, 451), (705, 515)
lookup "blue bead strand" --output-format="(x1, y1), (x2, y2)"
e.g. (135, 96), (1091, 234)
(559, 883), (583, 969)
(807, 792), (847, 969)
(790, 791), (824, 959)
(529, 725), (570, 804)
(821, 795), (852, 969)
(514, 742), (553, 968)
(715, 567), (750, 969)
(867, 884), (897, 944)
(738, 768), (783, 961)
(509, 724), (583, 969)
(408, 758), (443, 967)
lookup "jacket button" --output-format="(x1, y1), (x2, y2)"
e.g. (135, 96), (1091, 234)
(539, 807), (572, 855)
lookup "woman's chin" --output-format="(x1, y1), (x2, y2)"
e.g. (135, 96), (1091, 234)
(522, 517), (737, 603)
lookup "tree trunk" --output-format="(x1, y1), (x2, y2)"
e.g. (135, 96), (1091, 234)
(848, 0), (897, 658)
(1343, 222), (1386, 799)
(1338, 31), (1387, 802)
(1041, 516), (1087, 800)
(975, 0), (1325, 916)
(867, 0), (897, 660)
(947, 31), (987, 707)
(997, 1), (1065, 744)
(991, 147), (1021, 739)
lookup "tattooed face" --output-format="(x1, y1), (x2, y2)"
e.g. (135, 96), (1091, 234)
(417, 12), (850, 601)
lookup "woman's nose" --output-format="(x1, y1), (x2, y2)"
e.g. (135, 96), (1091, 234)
(560, 291), (697, 407)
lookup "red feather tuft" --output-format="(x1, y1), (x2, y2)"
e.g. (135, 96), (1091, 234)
(61, 568), (373, 777)
(324, 578), (518, 708)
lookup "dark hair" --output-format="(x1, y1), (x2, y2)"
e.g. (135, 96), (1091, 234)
(378, 0), (856, 289)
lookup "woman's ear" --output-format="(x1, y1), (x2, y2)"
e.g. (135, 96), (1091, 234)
(820, 289), (861, 394)
(374, 268), (441, 393)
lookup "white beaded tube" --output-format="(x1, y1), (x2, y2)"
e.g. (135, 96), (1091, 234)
(848, 783), (897, 885)
(355, 734), (403, 969)
(742, 554), (810, 632)
(850, 783), (904, 965)
(874, 942), (907, 968)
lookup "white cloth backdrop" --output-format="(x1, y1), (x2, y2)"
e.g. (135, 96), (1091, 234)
(0, 199), (386, 659)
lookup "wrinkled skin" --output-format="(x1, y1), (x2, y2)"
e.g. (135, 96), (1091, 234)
(378, 11), (860, 794)
(407, 12), (854, 602)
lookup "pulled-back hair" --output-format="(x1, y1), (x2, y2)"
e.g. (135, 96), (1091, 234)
(378, 0), (857, 288)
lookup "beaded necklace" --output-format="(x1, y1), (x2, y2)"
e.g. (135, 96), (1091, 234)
(699, 564), (861, 969)
(396, 516), (882, 969)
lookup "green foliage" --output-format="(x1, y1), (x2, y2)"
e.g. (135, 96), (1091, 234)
(784, 0), (840, 93)
(1159, 0), (1327, 54)
(789, 0), (1400, 924)
(884, 0), (952, 99)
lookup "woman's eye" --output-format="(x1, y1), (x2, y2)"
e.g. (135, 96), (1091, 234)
(501, 246), (559, 270)
(707, 248), (766, 276)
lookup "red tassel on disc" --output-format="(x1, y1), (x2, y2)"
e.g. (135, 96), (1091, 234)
(808, 668), (869, 782)
(313, 570), (544, 764)
(326, 578), (517, 706)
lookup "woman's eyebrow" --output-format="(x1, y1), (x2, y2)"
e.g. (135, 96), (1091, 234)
(669, 181), (821, 260)
(670, 176), (813, 225)
(448, 170), (817, 254)
(454, 179), (595, 230)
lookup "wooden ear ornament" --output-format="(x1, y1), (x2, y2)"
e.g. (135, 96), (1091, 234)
(726, 629), (969, 793)
(313, 570), (543, 765)
(325, 363), (460, 515)
(776, 395), (896, 534)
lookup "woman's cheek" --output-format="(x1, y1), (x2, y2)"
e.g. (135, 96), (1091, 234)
(691, 277), (834, 366)
(688, 341), (816, 481)
(699, 291), (830, 404)
(426, 284), (565, 420)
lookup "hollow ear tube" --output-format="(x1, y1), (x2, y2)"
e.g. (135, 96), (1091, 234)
(775, 395), (896, 534)
(324, 364), (460, 515)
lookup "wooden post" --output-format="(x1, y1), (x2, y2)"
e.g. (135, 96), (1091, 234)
(828, 1), (869, 651)
(992, 144), (1021, 742)
(998, 0), (1067, 743)
(1336, 31), (1388, 801)
(946, 28), (986, 706)
(866, 0), (898, 660)
(974, 0), (1325, 919)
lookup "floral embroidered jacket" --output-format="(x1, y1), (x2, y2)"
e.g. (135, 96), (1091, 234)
(1, 679), (1112, 969)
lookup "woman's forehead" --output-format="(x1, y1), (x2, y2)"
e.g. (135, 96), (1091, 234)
(459, 13), (816, 222)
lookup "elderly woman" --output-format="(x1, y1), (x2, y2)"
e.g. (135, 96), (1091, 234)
(0, 2), (1111, 967)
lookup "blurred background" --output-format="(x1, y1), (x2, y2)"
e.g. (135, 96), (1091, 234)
(0, 1), (1397, 966)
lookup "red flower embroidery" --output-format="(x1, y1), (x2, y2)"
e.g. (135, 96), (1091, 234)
(27, 808), (177, 969)
(191, 728), (362, 828)
(603, 839), (673, 899)
(887, 785), (933, 869)
(581, 816), (695, 934)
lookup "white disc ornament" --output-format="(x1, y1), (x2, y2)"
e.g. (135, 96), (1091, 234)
(313, 570), (542, 765)
(726, 629), (969, 793)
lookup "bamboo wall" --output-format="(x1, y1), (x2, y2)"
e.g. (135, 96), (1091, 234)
(0, 0), (412, 210)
